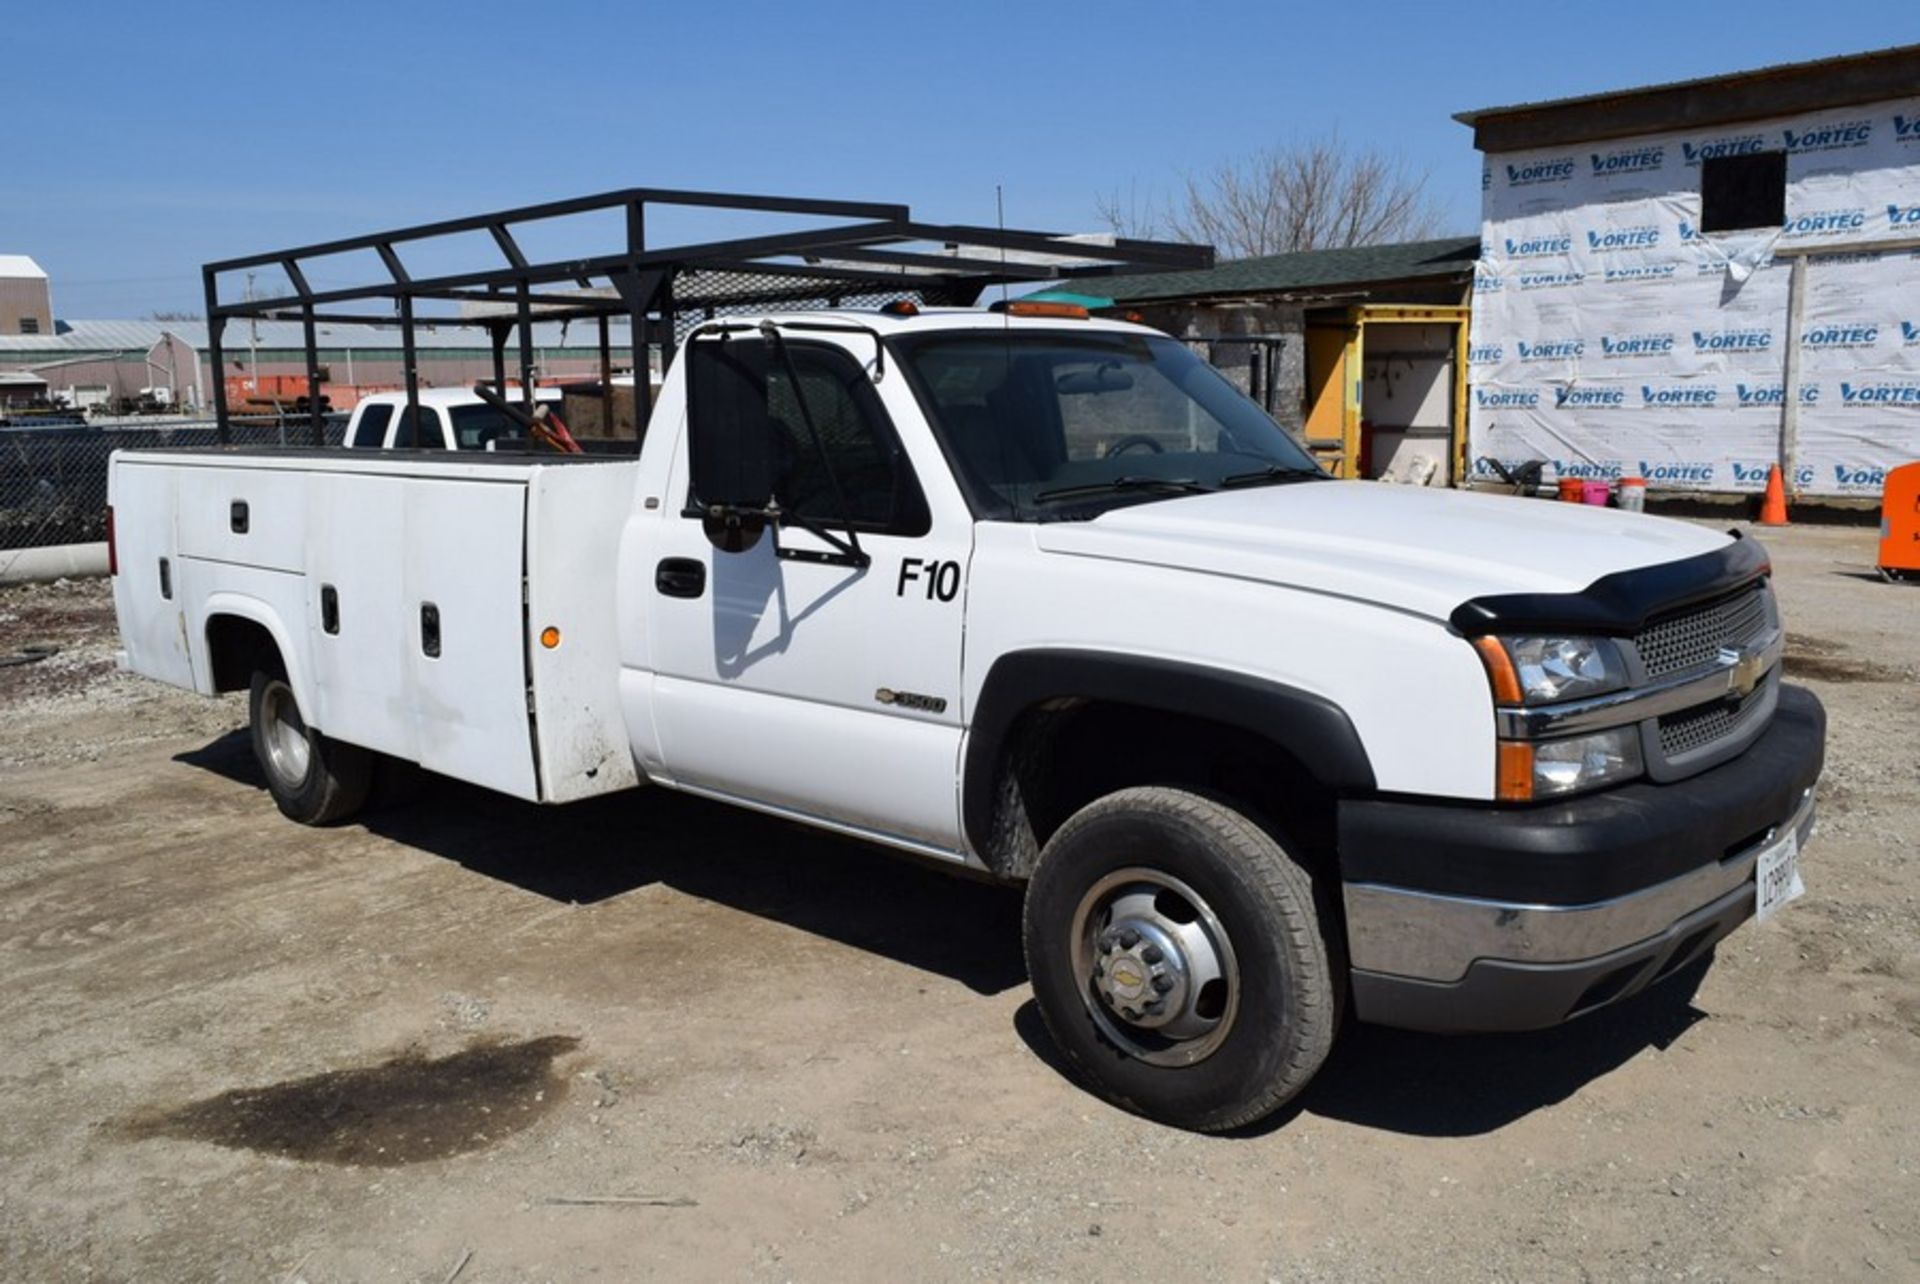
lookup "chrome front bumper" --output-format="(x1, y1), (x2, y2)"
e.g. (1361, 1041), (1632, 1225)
(1344, 788), (1816, 985)
(1337, 683), (1824, 1033)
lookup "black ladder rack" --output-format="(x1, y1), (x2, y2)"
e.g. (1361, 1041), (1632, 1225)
(201, 186), (1213, 447)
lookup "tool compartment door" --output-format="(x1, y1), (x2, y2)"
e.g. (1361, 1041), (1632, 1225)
(107, 458), (195, 690)
(525, 462), (644, 803)
(305, 472), (416, 762)
(400, 477), (539, 800)
(175, 461), (309, 573)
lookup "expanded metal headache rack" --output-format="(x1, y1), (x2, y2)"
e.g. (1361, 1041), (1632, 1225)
(202, 187), (1214, 447)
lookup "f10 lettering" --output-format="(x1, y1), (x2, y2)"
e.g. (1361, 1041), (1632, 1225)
(898, 557), (961, 602)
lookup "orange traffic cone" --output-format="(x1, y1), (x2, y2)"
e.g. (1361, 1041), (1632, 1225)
(1758, 464), (1789, 526)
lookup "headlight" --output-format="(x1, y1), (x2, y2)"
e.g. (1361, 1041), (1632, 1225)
(1505, 725), (1643, 794)
(1476, 635), (1628, 705)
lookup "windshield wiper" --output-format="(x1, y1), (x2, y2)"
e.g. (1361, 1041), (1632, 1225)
(1033, 476), (1213, 505)
(1218, 464), (1327, 489)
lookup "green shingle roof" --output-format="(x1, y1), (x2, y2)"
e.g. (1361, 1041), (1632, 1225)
(1063, 236), (1479, 305)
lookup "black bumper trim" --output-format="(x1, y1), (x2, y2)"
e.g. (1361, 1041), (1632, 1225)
(1350, 876), (1753, 1033)
(1338, 683), (1825, 906)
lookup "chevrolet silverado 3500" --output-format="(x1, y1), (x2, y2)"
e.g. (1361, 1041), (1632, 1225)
(110, 241), (1823, 1133)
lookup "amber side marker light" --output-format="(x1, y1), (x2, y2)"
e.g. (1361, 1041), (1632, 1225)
(1473, 637), (1533, 800)
(540, 626), (561, 649)
(1471, 636), (1523, 704)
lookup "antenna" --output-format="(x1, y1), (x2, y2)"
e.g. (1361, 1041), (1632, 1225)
(995, 184), (1011, 311)
(995, 184), (1018, 520)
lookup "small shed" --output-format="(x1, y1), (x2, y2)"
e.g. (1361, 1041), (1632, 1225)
(1047, 238), (1478, 482)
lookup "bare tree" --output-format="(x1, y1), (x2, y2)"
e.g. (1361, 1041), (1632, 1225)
(1097, 133), (1443, 258)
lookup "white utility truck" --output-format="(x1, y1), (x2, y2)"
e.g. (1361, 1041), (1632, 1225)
(108, 193), (1823, 1130)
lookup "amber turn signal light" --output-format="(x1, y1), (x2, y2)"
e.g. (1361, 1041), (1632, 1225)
(540, 626), (561, 649)
(1496, 741), (1534, 802)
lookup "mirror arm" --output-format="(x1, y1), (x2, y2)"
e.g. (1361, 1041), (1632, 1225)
(774, 511), (871, 568)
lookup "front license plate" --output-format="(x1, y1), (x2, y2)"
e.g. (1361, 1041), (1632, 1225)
(1756, 829), (1805, 922)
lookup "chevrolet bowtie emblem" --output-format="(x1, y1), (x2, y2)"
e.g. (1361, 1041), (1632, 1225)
(1722, 645), (1767, 699)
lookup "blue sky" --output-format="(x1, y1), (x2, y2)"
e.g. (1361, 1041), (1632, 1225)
(10, 1), (1911, 316)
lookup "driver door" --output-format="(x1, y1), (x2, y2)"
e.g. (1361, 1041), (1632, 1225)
(644, 335), (973, 853)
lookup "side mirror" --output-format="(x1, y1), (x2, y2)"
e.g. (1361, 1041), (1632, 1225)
(686, 340), (777, 554)
(701, 505), (767, 553)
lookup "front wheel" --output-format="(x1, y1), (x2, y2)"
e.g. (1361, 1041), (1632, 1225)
(249, 669), (371, 826)
(1023, 787), (1339, 1132)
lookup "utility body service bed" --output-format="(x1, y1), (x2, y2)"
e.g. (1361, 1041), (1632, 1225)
(113, 449), (639, 803)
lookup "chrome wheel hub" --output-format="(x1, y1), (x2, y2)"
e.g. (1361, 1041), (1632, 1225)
(1071, 867), (1240, 1066)
(261, 681), (311, 787)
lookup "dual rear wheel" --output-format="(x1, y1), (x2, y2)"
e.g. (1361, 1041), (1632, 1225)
(248, 670), (371, 825)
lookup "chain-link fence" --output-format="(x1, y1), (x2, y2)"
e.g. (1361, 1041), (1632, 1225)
(0, 416), (345, 553)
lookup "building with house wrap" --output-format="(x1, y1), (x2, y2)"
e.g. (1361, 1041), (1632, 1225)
(1459, 44), (1920, 499)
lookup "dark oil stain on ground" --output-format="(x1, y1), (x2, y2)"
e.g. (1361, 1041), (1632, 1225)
(122, 1035), (579, 1166)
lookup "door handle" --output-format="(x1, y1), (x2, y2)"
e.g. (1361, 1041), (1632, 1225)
(655, 558), (706, 599)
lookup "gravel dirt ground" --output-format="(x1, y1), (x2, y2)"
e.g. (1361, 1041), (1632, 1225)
(0, 520), (1915, 1283)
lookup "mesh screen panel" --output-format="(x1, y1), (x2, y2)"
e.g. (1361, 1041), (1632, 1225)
(1634, 583), (1771, 679)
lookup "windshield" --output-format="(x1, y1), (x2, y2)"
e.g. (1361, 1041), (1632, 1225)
(897, 330), (1323, 519)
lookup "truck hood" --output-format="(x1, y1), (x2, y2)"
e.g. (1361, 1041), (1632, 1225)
(1033, 482), (1733, 623)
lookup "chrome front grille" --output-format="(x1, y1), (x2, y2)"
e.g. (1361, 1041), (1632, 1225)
(1657, 678), (1772, 759)
(1623, 578), (1779, 776)
(1635, 582), (1772, 679)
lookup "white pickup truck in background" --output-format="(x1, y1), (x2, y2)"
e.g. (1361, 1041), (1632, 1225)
(341, 386), (564, 450)
(108, 196), (1825, 1131)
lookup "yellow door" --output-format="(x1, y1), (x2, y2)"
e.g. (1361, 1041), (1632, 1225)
(1303, 324), (1355, 477)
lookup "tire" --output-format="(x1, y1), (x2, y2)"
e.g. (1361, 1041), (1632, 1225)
(248, 669), (371, 826)
(1022, 786), (1339, 1133)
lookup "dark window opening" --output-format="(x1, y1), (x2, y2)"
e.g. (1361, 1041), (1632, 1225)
(393, 406), (444, 449)
(19, 317), (40, 335)
(349, 402), (393, 448)
(686, 338), (928, 536)
(1700, 152), (1787, 233)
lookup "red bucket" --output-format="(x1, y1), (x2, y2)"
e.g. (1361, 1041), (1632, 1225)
(1557, 478), (1585, 503)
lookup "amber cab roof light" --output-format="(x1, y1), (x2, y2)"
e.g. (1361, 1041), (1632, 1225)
(990, 299), (1089, 320)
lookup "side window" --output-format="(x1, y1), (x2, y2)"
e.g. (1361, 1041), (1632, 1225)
(393, 406), (444, 449)
(349, 403), (393, 448)
(688, 339), (929, 535)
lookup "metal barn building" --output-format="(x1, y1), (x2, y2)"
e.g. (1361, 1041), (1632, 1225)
(0, 317), (634, 414)
(1459, 44), (1920, 499)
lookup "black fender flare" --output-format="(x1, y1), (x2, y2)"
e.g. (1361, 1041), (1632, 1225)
(961, 649), (1376, 858)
